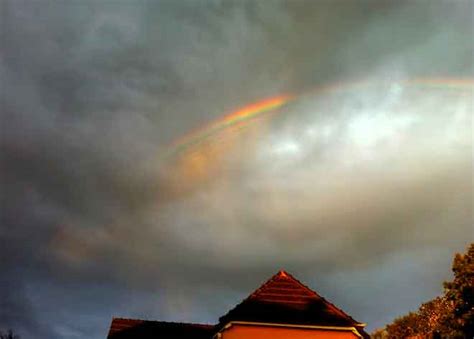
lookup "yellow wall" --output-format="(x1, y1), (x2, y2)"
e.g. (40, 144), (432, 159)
(219, 323), (360, 339)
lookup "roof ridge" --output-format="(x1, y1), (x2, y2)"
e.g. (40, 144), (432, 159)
(248, 270), (318, 299)
(280, 271), (359, 324)
(218, 270), (285, 323)
(249, 270), (296, 298)
(271, 270), (319, 297)
(218, 270), (362, 326)
(111, 317), (215, 327)
(218, 270), (317, 324)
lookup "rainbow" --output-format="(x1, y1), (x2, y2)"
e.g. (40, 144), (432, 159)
(167, 95), (292, 158)
(167, 77), (473, 159)
(407, 77), (474, 91)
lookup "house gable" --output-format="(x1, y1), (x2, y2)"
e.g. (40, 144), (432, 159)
(106, 270), (369, 338)
(218, 270), (362, 328)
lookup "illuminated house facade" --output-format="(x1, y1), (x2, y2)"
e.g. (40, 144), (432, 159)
(107, 270), (369, 338)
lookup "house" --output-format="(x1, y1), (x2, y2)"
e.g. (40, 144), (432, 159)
(107, 270), (369, 338)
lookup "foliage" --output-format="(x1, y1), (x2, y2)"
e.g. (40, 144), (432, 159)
(442, 243), (474, 338)
(385, 312), (422, 338)
(372, 243), (473, 339)
(417, 296), (453, 337)
(371, 328), (388, 339)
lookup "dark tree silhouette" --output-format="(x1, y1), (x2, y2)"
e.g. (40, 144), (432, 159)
(0, 330), (19, 339)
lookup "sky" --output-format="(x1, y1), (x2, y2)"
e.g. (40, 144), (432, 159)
(1, 0), (473, 338)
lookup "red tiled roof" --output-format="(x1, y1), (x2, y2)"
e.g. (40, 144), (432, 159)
(107, 270), (369, 338)
(218, 270), (368, 337)
(107, 318), (214, 339)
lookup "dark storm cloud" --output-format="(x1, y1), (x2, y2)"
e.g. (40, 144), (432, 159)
(1, 0), (472, 338)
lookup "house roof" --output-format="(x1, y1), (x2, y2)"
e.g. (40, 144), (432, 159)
(217, 270), (368, 336)
(107, 318), (214, 339)
(107, 270), (368, 338)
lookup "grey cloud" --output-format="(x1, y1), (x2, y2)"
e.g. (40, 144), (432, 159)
(1, 0), (472, 338)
